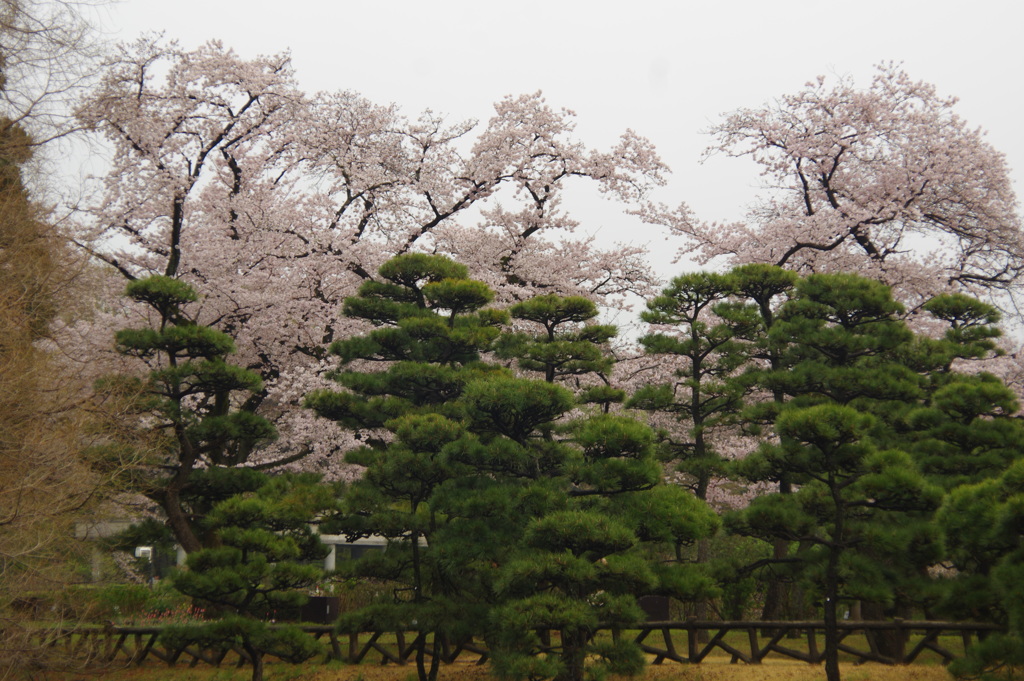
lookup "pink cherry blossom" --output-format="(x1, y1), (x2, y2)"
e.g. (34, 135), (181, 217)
(75, 36), (668, 472)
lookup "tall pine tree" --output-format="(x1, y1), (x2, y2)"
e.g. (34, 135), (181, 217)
(727, 274), (944, 681)
(308, 255), (719, 681)
(108, 275), (276, 552)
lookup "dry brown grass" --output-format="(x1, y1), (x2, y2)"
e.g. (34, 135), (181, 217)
(39, 659), (954, 681)
(299, 661), (954, 681)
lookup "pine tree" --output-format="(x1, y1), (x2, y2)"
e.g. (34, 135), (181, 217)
(901, 294), (1022, 491)
(727, 273), (945, 681)
(941, 459), (1024, 680)
(107, 275), (276, 552)
(309, 255), (719, 681)
(483, 402), (718, 681)
(717, 264), (800, 622)
(625, 271), (759, 630)
(497, 293), (617, 389)
(164, 474), (333, 681)
(627, 272), (750, 500)
(306, 254), (509, 681)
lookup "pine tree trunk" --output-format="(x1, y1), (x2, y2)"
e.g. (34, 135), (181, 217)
(428, 634), (441, 681)
(861, 601), (907, 661)
(694, 536), (711, 643)
(558, 628), (587, 681)
(761, 478), (794, 628)
(164, 481), (201, 553)
(415, 632), (442, 681)
(246, 647), (264, 681)
(823, 544), (841, 681)
(760, 538), (789, 636)
(415, 633), (428, 681)
(164, 427), (201, 553)
(824, 477), (844, 681)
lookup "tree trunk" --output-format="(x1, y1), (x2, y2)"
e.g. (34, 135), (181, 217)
(861, 601), (907, 662)
(760, 538), (789, 626)
(164, 480), (201, 553)
(415, 633), (428, 681)
(558, 627), (588, 681)
(245, 646), (264, 681)
(694, 537), (711, 643)
(428, 634), (441, 681)
(165, 426), (201, 553)
(761, 478), (796, 627)
(415, 632), (442, 681)
(824, 476), (844, 681)
(823, 545), (841, 681)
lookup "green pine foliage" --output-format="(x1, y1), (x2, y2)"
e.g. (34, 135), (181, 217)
(105, 276), (277, 553)
(907, 373), (1024, 489)
(164, 473), (334, 681)
(899, 294), (1023, 491)
(450, 377), (719, 681)
(721, 272), (1024, 681)
(943, 460), (1024, 680)
(308, 255), (719, 681)
(496, 294), (617, 387)
(627, 271), (757, 500)
(308, 254), (515, 681)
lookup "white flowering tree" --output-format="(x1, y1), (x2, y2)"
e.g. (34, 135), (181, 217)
(75, 36), (668, 476)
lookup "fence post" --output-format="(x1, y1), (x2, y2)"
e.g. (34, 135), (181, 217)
(686, 617), (698, 662)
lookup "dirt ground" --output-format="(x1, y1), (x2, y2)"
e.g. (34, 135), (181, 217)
(298, 661), (954, 681)
(52, 659), (953, 681)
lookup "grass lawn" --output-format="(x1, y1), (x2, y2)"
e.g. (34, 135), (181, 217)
(32, 627), (966, 681)
(36, 657), (956, 681)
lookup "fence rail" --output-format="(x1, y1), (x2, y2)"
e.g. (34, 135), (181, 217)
(34, 620), (1004, 670)
(630, 619), (1003, 666)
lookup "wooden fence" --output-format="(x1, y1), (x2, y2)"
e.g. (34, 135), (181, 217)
(630, 619), (1003, 666)
(35, 620), (1004, 670)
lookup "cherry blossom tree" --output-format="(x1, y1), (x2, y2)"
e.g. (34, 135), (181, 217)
(641, 64), (1024, 308)
(630, 66), (1024, 471)
(74, 35), (667, 473)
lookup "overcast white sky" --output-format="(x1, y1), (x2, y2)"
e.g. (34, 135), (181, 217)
(98, 0), (1024, 277)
